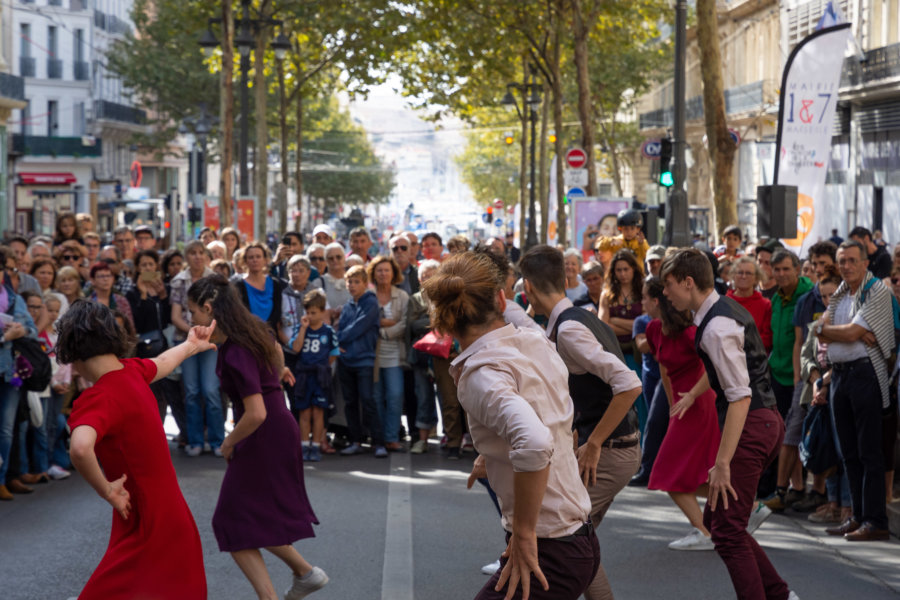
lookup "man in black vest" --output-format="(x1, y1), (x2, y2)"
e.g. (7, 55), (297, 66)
(662, 248), (796, 600)
(520, 245), (642, 600)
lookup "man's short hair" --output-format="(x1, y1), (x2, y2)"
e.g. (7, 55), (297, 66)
(302, 289), (327, 311)
(345, 264), (368, 283)
(838, 239), (867, 259)
(660, 248), (714, 291)
(721, 225), (742, 240)
(519, 245), (566, 295)
(113, 225), (133, 236)
(350, 226), (371, 240)
(807, 240), (837, 262)
(848, 226), (872, 241)
(581, 261), (604, 279)
(3, 235), (27, 248)
(283, 231), (303, 246)
(770, 248), (800, 269)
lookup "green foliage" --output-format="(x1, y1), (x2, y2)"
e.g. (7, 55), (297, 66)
(455, 109), (521, 207)
(301, 94), (395, 210)
(106, 0), (219, 155)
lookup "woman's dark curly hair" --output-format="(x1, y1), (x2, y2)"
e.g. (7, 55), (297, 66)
(187, 274), (280, 370)
(55, 300), (135, 364)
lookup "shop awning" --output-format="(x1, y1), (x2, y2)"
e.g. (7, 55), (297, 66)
(18, 172), (77, 185)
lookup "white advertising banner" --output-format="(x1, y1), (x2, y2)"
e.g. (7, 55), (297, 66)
(774, 23), (852, 255)
(547, 156), (559, 247)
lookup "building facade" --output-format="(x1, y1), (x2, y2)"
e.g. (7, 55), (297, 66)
(10, 0), (150, 237)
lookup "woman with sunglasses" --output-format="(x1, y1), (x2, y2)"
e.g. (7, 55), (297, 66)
(55, 240), (88, 281)
(306, 243), (327, 277)
(322, 243), (350, 322)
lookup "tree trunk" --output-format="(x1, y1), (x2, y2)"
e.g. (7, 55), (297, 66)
(571, 0), (597, 196)
(295, 88), (304, 232)
(219, 0), (233, 228)
(538, 79), (550, 243)
(697, 0), (736, 234)
(597, 106), (623, 196)
(551, 10), (567, 247)
(254, 27), (269, 241)
(277, 59), (288, 235)
(518, 58), (528, 246)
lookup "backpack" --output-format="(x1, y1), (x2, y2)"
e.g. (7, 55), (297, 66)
(4, 287), (52, 392)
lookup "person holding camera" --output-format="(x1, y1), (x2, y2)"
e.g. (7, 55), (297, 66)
(127, 250), (183, 431)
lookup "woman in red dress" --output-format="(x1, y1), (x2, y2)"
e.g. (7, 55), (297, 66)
(61, 300), (212, 599)
(643, 277), (721, 551)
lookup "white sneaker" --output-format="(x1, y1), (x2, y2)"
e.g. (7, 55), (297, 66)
(285, 566), (329, 599)
(213, 447), (224, 458)
(203, 442), (212, 453)
(462, 433), (475, 451)
(747, 501), (773, 534)
(47, 465), (71, 480)
(481, 559), (500, 575)
(185, 445), (202, 457)
(668, 528), (714, 551)
(410, 439), (428, 454)
(788, 592), (800, 600)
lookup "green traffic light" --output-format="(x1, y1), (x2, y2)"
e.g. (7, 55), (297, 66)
(660, 171), (674, 187)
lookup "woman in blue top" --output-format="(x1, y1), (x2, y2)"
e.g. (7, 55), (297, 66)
(235, 242), (288, 337)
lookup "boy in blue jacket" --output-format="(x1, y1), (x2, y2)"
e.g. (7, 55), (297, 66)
(336, 265), (385, 457)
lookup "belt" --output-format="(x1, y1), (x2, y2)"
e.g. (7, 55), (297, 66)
(602, 435), (639, 449)
(831, 357), (870, 372)
(552, 522), (593, 542)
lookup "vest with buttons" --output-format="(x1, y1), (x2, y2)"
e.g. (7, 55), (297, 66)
(694, 295), (777, 428)
(551, 306), (638, 446)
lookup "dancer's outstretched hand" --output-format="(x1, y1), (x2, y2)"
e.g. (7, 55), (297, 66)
(188, 319), (217, 353)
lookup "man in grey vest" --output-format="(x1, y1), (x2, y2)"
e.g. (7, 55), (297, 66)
(662, 248), (796, 600)
(520, 245), (642, 600)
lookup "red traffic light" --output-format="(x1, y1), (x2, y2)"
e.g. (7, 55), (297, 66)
(164, 221), (171, 229)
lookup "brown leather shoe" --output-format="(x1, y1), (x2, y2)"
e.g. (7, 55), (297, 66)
(845, 522), (890, 542)
(825, 518), (859, 536)
(0, 484), (12, 501)
(19, 472), (49, 485)
(8, 479), (34, 494)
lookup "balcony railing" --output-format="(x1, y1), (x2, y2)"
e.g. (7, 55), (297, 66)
(0, 73), (26, 102)
(19, 56), (35, 78)
(639, 79), (769, 130)
(94, 99), (146, 125)
(74, 61), (89, 81)
(47, 59), (62, 79)
(12, 134), (102, 158)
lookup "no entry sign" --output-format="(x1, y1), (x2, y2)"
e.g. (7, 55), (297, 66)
(565, 147), (587, 169)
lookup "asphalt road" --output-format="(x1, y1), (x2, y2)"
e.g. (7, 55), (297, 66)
(1, 439), (899, 599)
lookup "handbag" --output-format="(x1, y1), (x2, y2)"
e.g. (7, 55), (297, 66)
(798, 404), (840, 475)
(136, 298), (170, 359)
(412, 331), (453, 359)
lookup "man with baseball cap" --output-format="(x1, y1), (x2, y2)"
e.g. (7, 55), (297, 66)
(313, 224), (335, 246)
(646, 245), (666, 278)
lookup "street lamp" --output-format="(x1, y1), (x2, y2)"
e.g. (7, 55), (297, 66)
(199, 0), (290, 199)
(180, 105), (218, 246)
(502, 70), (542, 250)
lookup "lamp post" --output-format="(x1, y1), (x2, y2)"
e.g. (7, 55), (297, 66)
(180, 105), (217, 244)
(199, 1), (291, 203)
(501, 70), (542, 250)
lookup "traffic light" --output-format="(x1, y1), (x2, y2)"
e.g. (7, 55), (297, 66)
(503, 133), (514, 145)
(483, 205), (494, 224)
(658, 138), (674, 187)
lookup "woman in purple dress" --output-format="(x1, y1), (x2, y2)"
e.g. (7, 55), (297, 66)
(186, 275), (329, 600)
